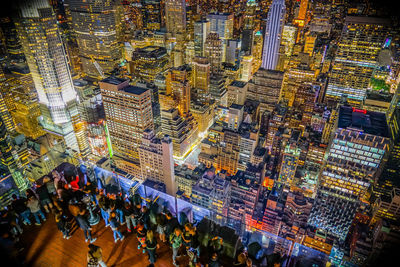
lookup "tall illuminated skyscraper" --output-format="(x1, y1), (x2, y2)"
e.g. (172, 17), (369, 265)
(14, 0), (85, 155)
(142, 0), (163, 31)
(293, 0), (308, 26)
(326, 16), (389, 105)
(309, 106), (390, 240)
(207, 12), (234, 62)
(378, 106), (400, 191)
(193, 57), (211, 104)
(248, 68), (284, 113)
(0, 68), (15, 132)
(139, 129), (176, 196)
(165, 66), (191, 117)
(0, 117), (28, 192)
(278, 143), (300, 186)
(207, 13), (234, 41)
(261, 0), (285, 70)
(194, 20), (210, 57)
(66, 0), (122, 78)
(241, 0), (257, 54)
(204, 33), (223, 73)
(100, 77), (153, 176)
(165, 0), (186, 36)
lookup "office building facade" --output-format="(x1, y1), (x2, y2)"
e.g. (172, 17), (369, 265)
(325, 17), (389, 105)
(100, 77), (153, 176)
(139, 129), (176, 195)
(67, 0), (122, 78)
(309, 106), (390, 240)
(165, 0), (186, 36)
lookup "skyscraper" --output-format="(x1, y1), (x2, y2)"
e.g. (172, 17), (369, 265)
(293, 0), (308, 26)
(207, 13), (234, 41)
(204, 33), (223, 73)
(100, 77), (153, 176)
(14, 0), (83, 154)
(247, 68), (284, 113)
(377, 106), (400, 194)
(325, 17), (389, 105)
(75, 80), (109, 159)
(278, 143), (300, 186)
(0, 116), (28, 192)
(0, 68), (15, 132)
(241, 0), (257, 54)
(194, 20), (210, 57)
(132, 46), (169, 83)
(165, 0), (186, 36)
(142, 0), (163, 31)
(161, 108), (198, 158)
(139, 129), (176, 195)
(67, 0), (122, 78)
(261, 0), (285, 70)
(192, 57), (211, 104)
(309, 106), (390, 240)
(164, 66), (191, 117)
(207, 12), (234, 62)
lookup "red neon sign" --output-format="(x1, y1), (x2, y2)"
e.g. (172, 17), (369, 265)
(352, 107), (367, 114)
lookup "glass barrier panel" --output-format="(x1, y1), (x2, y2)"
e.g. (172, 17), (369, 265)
(290, 242), (329, 267)
(144, 185), (177, 216)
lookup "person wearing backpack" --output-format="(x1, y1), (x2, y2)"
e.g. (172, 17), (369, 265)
(87, 244), (106, 267)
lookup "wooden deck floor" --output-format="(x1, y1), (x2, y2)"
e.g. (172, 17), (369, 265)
(19, 214), (175, 267)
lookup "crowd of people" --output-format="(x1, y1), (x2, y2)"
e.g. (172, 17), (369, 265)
(0, 167), (269, 267)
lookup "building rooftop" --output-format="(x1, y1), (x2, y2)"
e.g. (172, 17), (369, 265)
(365, 90), (393, 103)
(345, 16), (390, 25)
(100, 76), (127, 85)
(7, 63), (30, 74)
(73, 79), (89, 87)
(122, 85), (149, 95)
(133, 46), (167, 58)
(230, 103), (243, 110)
(253, 147), (266, 157)
(230, 80), (247, 88)
(338, 105), (389, 137)
(207, 12), (233, 17)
